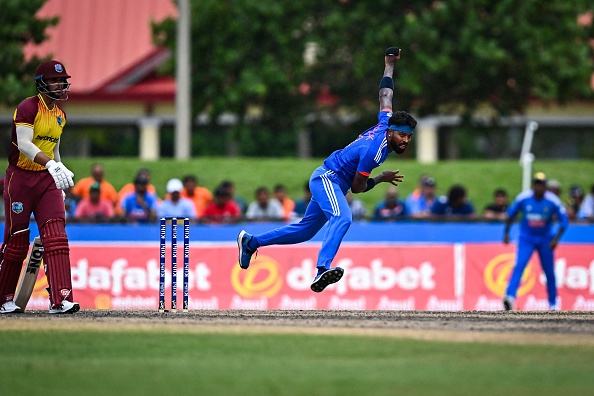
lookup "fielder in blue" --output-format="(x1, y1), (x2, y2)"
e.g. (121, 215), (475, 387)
(237, 46), (417, 293)
(503, 172), (569, 310)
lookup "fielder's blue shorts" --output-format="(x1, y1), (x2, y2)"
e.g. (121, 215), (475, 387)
(253, 165), (352, 269)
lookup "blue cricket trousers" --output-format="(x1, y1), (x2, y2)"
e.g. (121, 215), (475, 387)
(506, 235), (557, 306)
(253, 165), (352, 269)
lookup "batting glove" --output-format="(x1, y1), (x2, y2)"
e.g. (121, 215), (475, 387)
(46, 160), (75, 190)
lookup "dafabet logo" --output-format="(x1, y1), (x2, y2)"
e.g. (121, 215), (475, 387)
(484, 253), (537, 297)
(231, 255), (283, 298)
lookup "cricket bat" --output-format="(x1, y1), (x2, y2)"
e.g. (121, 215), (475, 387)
(14, 237), (44, 311)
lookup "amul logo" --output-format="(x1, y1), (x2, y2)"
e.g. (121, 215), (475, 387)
(231, 256), (283, 298)
(484, 253), (537, 297)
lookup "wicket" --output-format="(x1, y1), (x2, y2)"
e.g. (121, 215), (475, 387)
(159, 217), (190, 312)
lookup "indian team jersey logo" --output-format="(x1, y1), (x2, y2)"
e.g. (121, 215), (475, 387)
(11, 202), (23, 214)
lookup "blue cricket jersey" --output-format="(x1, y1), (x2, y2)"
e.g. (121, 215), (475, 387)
(324, 109), (392, 191)
(507, 190), (569, 238)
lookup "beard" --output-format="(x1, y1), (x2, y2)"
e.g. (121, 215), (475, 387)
(393, 144), (407, 154)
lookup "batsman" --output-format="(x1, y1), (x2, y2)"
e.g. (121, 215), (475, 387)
(0, 60), (79, 314)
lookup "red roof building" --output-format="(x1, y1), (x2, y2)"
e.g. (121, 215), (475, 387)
(25, 0), (177, 103)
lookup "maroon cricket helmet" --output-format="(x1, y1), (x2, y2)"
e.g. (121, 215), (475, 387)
(34, 60), (71, 100)
(35, 60), (71, 80)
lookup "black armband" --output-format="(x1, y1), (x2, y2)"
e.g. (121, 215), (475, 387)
(379, 76), (394, 90)
(364, 178), (376, 192)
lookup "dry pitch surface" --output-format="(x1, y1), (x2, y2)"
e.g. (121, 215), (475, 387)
(2, 310), (594, 346)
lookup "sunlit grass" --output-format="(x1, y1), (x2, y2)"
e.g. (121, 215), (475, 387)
(1, 328), (593, 396)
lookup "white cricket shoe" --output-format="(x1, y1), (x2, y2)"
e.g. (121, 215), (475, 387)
(0, 300), (23, 314)
(49, 300), (80, 314)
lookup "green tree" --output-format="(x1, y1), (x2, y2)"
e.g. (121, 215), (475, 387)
(0, 0), (58, 106)
(154, 0), (323, 156)
(400, 0), (594, 116)
(154, 0), (593, 155)
(313, 0), (593, 117)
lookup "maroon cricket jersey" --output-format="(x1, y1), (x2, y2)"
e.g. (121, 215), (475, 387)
(11, 94), (66, 171)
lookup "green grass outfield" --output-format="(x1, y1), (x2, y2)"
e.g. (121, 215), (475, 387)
(55, 158), (593, 213)
(1, 328), (594, 395)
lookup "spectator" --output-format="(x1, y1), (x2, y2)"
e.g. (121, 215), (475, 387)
(219, 180), (248, 214)
(158, 178), (197, 221)
(482, 188), (509, 220)
(566, 185), (585, 220)
(431, 184), (476, 219)
(346, 192), (367, 220)
(74, 181), (115, 222)
(274, 184), (295, 221)
(71, 163), (118, 206)
(292, 181), (312, 219)
(63, 186), (77, 219)
(547, 179), (561, 197)
(406, 175), (436, 219)
(202, 186), (242, 224)
(246, 186), (284, 221)
(117, 167), (157, 215)
(407, 174), (427, 197)
(120, 175), (158, 223)
(179, 174), (212, 217)
(578, 184), (594, 222)
(374, 187), (407, 220)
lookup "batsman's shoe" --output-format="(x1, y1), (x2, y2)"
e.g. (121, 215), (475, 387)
(49, 300), (80, 314)
(310, 267), (344, 293)
(503, 296), (514, 311)
(0, 300), (23, 314)
(237, 230), (256, 269)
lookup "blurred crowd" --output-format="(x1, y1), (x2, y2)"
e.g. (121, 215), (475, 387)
(60, 164), (295, 224)
(1, 164), (591, 224)
(363, 174), (593, 223)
